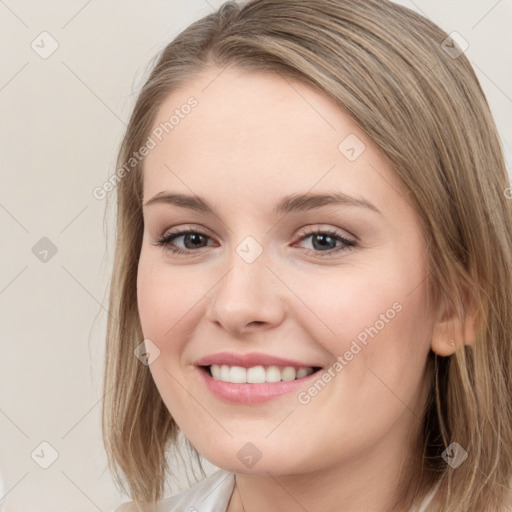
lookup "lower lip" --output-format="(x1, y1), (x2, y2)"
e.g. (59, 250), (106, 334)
(197, 366), (321, 404)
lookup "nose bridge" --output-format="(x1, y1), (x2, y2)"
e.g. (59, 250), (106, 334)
(205, 236), (286, 331)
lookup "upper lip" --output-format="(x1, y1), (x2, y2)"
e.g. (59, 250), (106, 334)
(195, 352), (322, 369)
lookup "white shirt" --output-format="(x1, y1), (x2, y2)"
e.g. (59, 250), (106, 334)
(113, 468), (440, 512)
(113, 470), (235, 512)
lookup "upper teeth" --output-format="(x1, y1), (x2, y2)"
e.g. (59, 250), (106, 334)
(209, 364), (314, 384)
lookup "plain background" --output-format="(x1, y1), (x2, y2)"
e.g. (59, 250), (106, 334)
(0, 0), (511, 510)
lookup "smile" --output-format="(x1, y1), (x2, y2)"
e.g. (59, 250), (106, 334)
(194, 352), (324, 404)
(208, 364), (316, 383)
(197, 366), (322, 403)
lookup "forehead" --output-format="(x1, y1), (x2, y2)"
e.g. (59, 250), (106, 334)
(141, 66), (407, 217)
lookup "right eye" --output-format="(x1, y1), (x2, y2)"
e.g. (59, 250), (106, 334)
(154, 229), (217, 255)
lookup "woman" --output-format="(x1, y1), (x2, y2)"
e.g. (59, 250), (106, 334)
(103, 0), (512, 510)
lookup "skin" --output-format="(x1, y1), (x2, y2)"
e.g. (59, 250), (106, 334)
(137, 66), (473, 512)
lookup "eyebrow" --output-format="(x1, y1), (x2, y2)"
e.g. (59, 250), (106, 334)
(143, 191), (381, 216)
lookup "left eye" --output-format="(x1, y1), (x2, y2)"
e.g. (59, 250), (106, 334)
(154, 228), (356, 256)
(296, 229), (356, 253)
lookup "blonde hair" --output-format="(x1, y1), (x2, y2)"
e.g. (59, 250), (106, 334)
(102, 1), (512, 510)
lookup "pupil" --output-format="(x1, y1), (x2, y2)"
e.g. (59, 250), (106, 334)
(313, 234), (336, 251)
(185, 233), (205, 248)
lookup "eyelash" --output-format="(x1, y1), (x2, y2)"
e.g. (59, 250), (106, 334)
(153, 227), (356, 258)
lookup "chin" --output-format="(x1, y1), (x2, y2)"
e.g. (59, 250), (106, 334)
(192, 438), (312, 476)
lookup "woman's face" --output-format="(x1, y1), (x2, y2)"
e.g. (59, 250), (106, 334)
(137, 66), (436, 475)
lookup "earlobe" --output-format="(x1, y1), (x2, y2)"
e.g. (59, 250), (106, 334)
(431, 326), (458, 357)
(430, 296), (478, 357)
(431, 336), (459, 357)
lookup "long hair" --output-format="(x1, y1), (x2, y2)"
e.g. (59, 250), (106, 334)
(102, 1), (512, 510)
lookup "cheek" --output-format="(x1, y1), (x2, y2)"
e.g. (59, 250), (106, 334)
(137, 250), (206, 344)
(286, 269), (432, 449)
(284, 252), (432, 384)
(288, 263), (423, 343)
(136, 251), (203, 414)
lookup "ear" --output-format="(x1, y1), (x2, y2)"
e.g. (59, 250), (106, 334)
(431, 291), (478, 357)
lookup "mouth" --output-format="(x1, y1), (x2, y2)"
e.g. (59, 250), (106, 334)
(201, 364), (322, 384)
(194, 352), (325, 403)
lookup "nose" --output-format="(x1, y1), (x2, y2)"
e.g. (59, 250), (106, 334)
(204, 251), (287, 335)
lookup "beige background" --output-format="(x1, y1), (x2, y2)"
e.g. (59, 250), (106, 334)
(0, 0), (510, 510)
